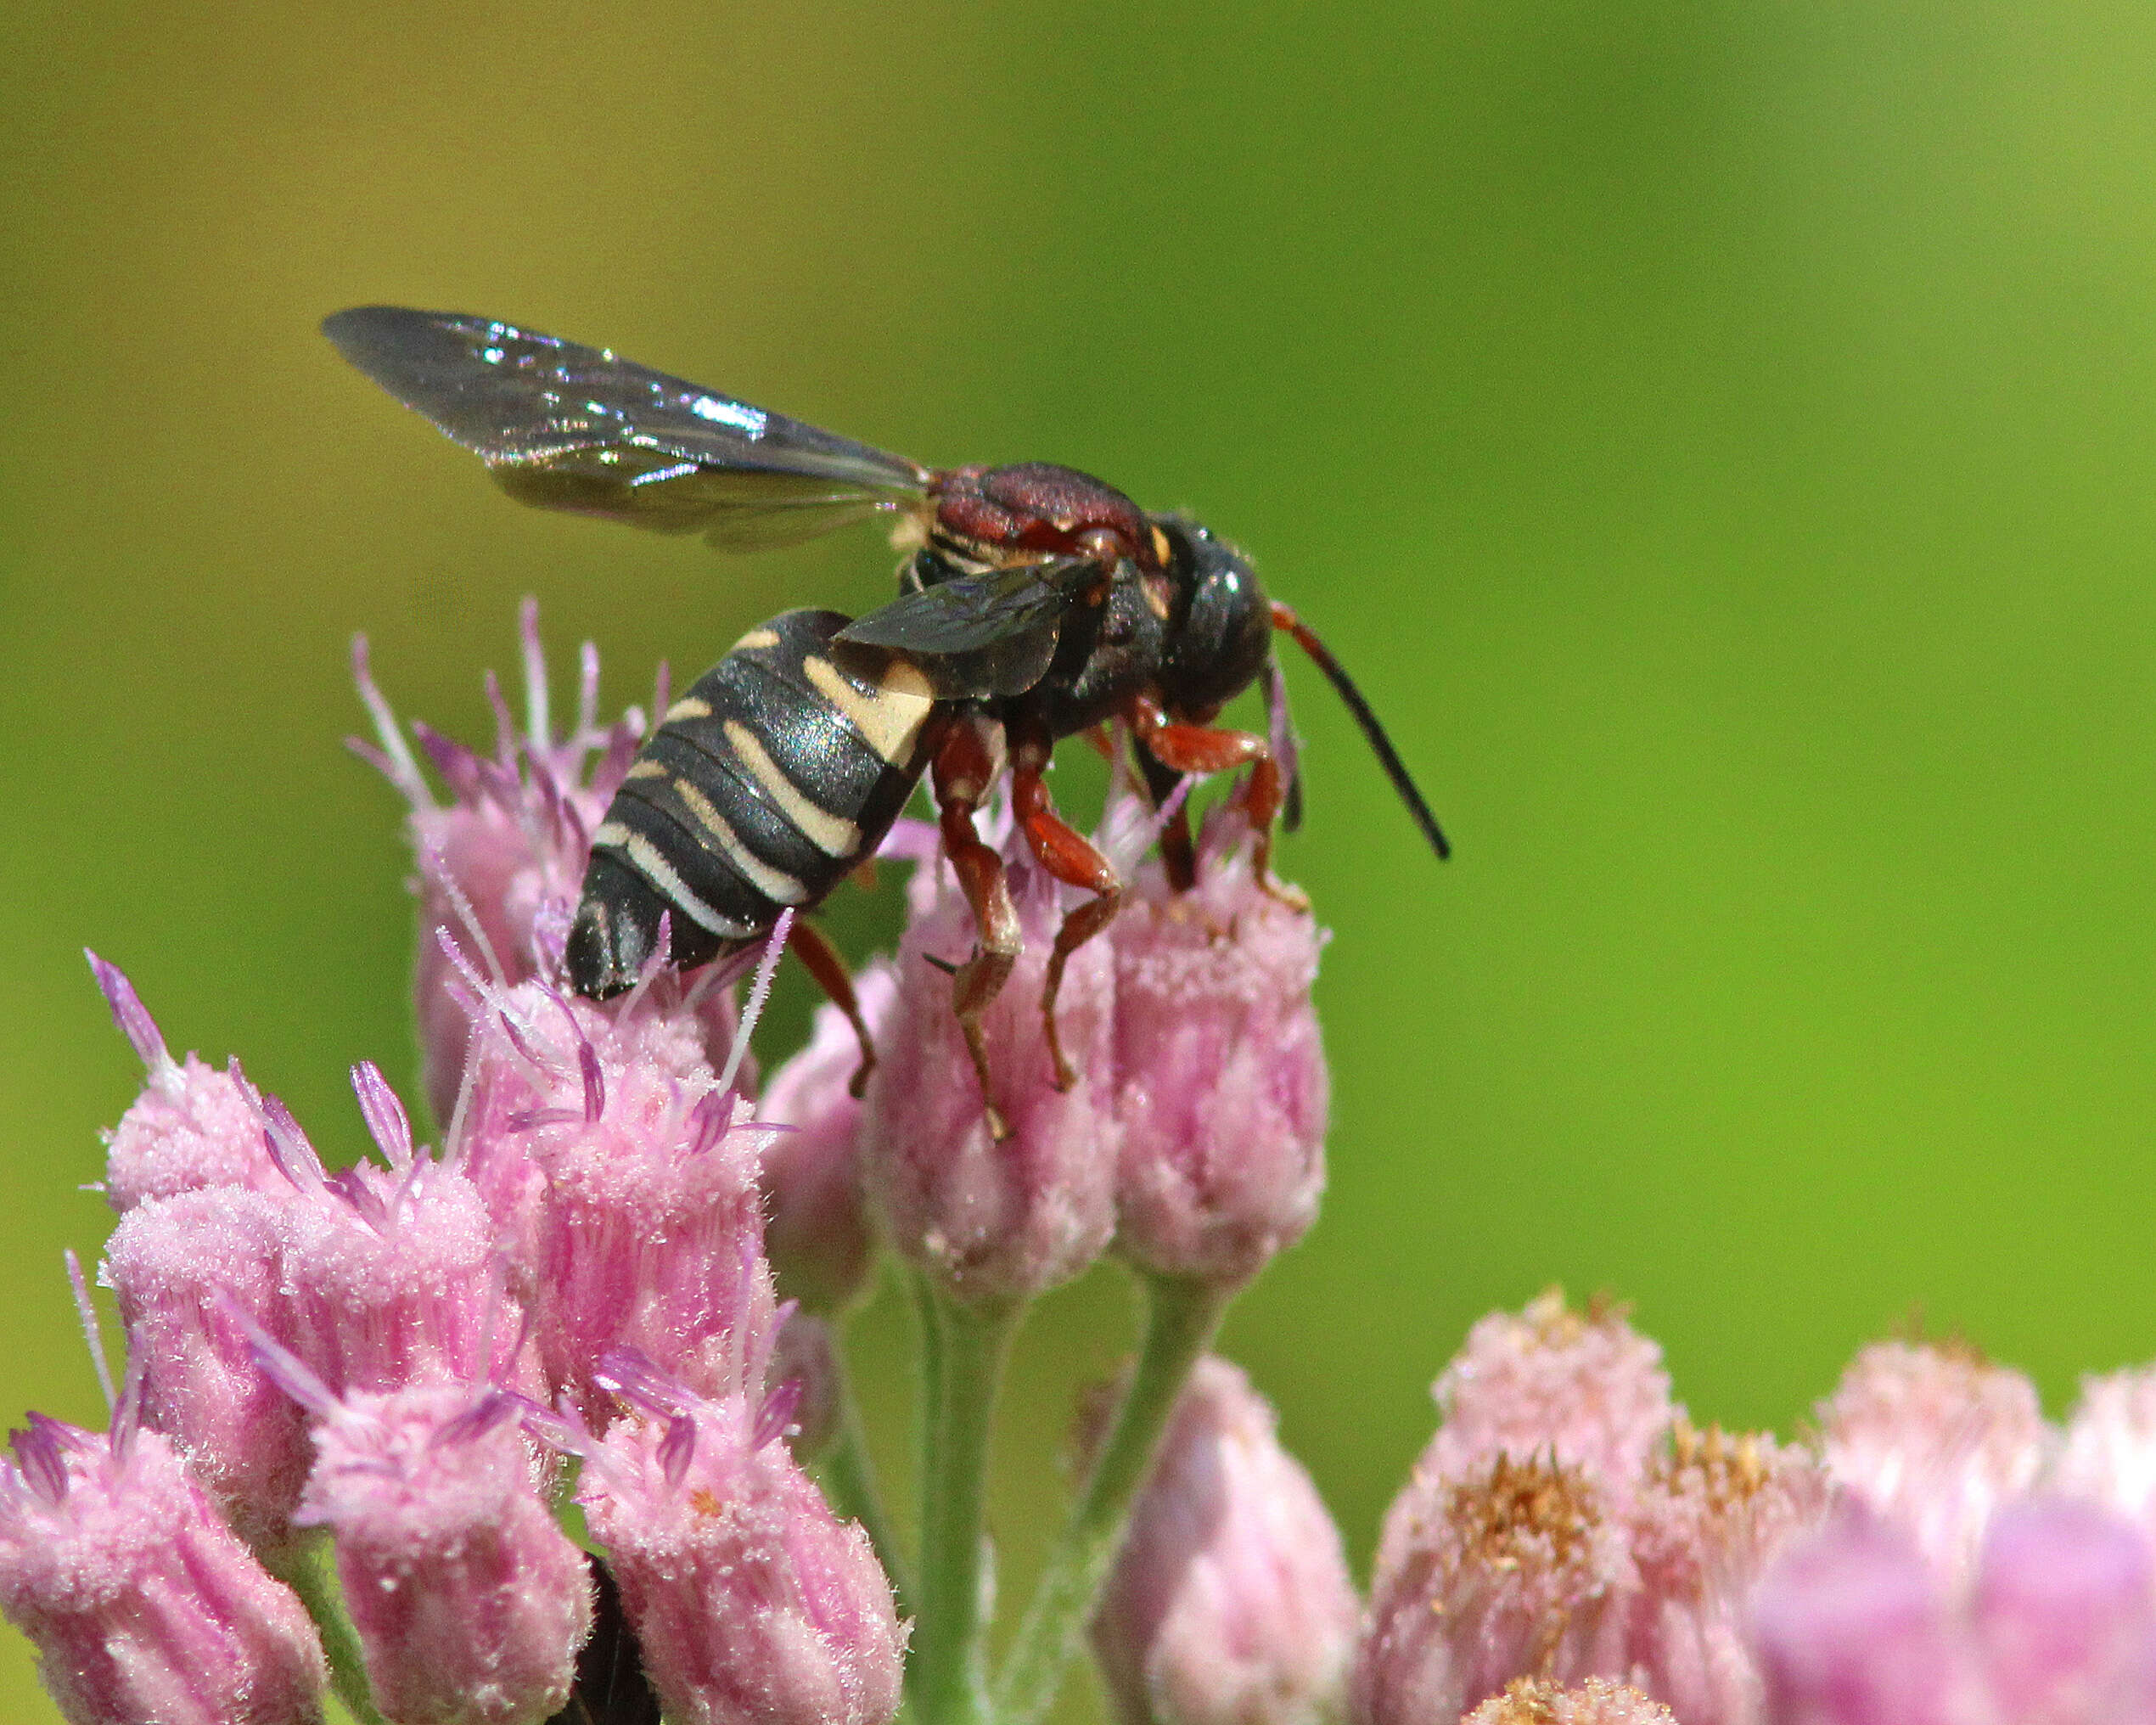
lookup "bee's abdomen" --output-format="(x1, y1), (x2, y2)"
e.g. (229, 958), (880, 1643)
(566, 610), (943, 998)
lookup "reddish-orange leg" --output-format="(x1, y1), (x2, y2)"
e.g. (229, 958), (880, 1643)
(1130, 694), (1307, 910)
(1008, 717), (1124, 1091)
(786, 917), (877, 1098)
(931, 716), (1021, 1138)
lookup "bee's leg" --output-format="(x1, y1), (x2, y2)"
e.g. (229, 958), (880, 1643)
(1131, 695), (1307, 910)
(1008, 719), (1123, 1092)
(932, 718), (1020, 1138)
(786, 917), (877, 1098)
(1130, 738), (1197, 892)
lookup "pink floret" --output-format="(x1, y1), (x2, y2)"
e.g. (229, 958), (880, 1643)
(1107, 817), (1330, 1287)
(0, 1418), (326, 1725)
(861, 846), (1119, 1305)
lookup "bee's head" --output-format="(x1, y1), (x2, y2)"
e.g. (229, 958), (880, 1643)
(1154, 514), (1272, 722)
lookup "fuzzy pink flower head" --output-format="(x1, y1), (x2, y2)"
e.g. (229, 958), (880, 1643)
(1353, 1452), (1636, 1725)
(1753, 1496), (2156, 1725)
(0, 1413), (326, 1725)
(1107, 812), (1329, 1287)
(267, 1353), (592, 1725)
(353, 604), (654, 1126)
(2052, 1364), (2156, 1546)
(88, 955), (284, 1211)
(1622, 1419), (1831, 1725)
(1751, 1507), (1974, 1725)
(861, 839), (1118, 1306)
(454, 970), (727, 1279)
(575, 1352), (905, 1725)
(1374, 1290), (1674, 1596)
(1092, 1356), (1358, 1725)
(1968, 1497), (2156, 1725)
(458, 981), (778, 1416)
(755, 961), (896, 1314)
(99, 1185), (311, 1553)
(1818, 1339), (2048, 1585)
(269, 1074), (530, 1401)
(1464, 1678), (1678, 1725)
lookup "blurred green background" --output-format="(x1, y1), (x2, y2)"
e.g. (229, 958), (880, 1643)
(7, 0), (2156, 1717)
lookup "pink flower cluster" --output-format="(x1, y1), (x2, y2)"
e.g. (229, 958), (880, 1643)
(0, 623), (907, 1725)
(1337, 1300), (2156, 1725)
(10, 610), (2156, 1725)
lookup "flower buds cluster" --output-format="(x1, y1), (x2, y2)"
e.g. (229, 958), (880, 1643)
(861, 797), (1332, 1306)
(23, 613), (912, 1725)
(1746, 1338), (2156, 1725)
(1356, 1290), (1829, 1725)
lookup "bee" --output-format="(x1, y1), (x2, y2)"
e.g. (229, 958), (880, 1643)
(323, 307), (1448, 1123)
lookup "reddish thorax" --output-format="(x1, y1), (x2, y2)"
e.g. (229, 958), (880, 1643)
(929, 462), (1165, 574)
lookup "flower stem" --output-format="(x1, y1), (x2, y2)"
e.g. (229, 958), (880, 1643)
(820, 1349), (913, 1620)
(272, 1533), (388, 1725)
(991, 1273), (1232, 1725)
(908, 1284), (1019, 1725)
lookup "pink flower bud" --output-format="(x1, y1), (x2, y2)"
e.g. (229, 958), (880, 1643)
(353, 607), (648, 1125)
(755, 962), (895, 1314)
(88, 955), (284, 1211)
(575, 1355), (905, 1725)
(272, 1096), (527, 1399)
(1969, 1498), (2156, 1725)
(99, 1187), (312, 1552)
(1106, 818), (1328, 1287)
(1091, 1357), (1357, 1725)
(862, 850), (1117, 1304)
(559, 1081), (767, 1408)
(0, 1414), (326, 1725)
(1818, 1340), (2048, 1584)
(1751, 1508), (1974, 1725)
(1622, 1420), (1830, 1725)
(2053, 1365), (2156, 1544)
(456, 975), (724, 1278)
(1374, 1290), (1672, 1597)
(1354, 1453), (1635, 1725)
(274, 1362), (592, 1725)
(1755, 1496), (2156, 1725)
(1464, 1678), (1678, 1725)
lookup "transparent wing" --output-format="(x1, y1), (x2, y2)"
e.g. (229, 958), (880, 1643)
(834, 557), (1095, 698)
(323, 306), (931, 547)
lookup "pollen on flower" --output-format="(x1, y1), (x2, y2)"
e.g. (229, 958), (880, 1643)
(1632, 1419), (1828, 1600)
(1356, 1451), (1634, 1725)
(1450, 1454), (1612, 1589)
(1623, 1419), (1828, 1725)
(1464, 1677), (1678, 1725)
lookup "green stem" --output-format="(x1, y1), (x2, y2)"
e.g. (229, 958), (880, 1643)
(820, 1351), (914, 1620)
(991, 1273), (1232, 1725)
(908, 1286), (1019, 1725)
(271, 1534), (388, 1725)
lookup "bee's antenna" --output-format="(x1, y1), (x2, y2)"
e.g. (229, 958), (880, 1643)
(1271, 603), (1450, 861)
